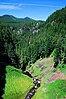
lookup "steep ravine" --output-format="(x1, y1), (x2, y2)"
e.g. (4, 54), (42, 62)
(24, 71), (41, 99)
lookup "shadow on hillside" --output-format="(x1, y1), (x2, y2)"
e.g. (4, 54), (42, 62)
(0, 55), (11, 99)
(0, 64), (6, 99)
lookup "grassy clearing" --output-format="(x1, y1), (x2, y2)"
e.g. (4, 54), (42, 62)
(29, 57), (54, 78)
(29, 65), (41, 77)
(28, 57), (66, 99)
(3, 65), (33, 99)
(31, 57), (66, 99)
(32, 79), (66, 99)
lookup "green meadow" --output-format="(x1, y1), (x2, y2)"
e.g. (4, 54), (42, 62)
(28, 58), (66, 99)
(3, 66), (33, 99)
(32, 79), (66, 99)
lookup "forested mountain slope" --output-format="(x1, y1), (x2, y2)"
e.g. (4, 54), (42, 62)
(0, 15), (34, 22)
(44, 7), (66, 66)
(0, 7), (66, 98)
(0, 7), (66, 70)
(15, 7), (66, 69)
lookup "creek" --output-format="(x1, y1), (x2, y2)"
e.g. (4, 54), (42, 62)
(24, 71), (41, 99)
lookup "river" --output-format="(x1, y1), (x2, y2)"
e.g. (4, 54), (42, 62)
(25, 77), (40, 99)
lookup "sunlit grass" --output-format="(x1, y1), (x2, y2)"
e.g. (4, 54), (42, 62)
(3, 65), (33, 99)
(32, 79), (66, 99)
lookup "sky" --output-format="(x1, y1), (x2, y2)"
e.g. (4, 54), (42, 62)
(0, 0), (66, 20)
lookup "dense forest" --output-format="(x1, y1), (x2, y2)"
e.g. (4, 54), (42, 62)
(0, 7), (66, 98)
(0, 7), (66, 69)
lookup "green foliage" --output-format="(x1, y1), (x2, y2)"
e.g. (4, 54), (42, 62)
(45, 7), (66, 66)
(3, 66), (33, 99)
(0, 7), (66, 69)
(0, 25), (19, 67)
(33, 79), (66, 99)
(46, 7), (66, 24)
(18, 7), (66, 68)
(57, 64), (66, 75)
(0, 6), (66, 99)
(50, 49), (56, 57)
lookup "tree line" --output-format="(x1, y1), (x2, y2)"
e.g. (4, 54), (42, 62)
(0, 7), (66, 70)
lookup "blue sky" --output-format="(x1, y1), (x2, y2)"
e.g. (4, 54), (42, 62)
(0, 0), (66, 20)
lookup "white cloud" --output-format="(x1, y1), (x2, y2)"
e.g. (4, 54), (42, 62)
(0, 5), (17, 9)
(0, 2), (20, 10)
(0, 2), (18, 5)
(20, 3), (62, 8)
(0, 2), (63, 10)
